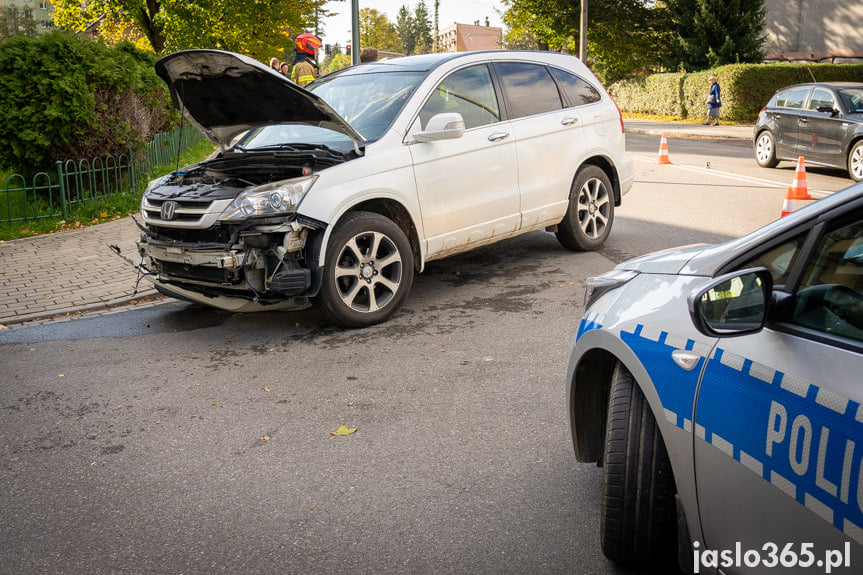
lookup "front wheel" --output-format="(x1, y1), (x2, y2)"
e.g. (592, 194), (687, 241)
(600, 364), (677, 569)
(755, 130), (779, 168)
(555, 165), (615, 251)
(319, 211), (414, 328)
(848, 141), (863, 182)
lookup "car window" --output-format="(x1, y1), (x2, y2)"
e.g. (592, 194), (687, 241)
(418, 64), (500, 131)
(738, 233), (806, 286)
(783, 87), (810, 109)
(774, 90), (789, 107)
(549, 67), (601, 107)
(791, 220), (863, 342)
(495, 62), (563, 119)
(807, 88), (835, 111)
(838, 88), (863, 114)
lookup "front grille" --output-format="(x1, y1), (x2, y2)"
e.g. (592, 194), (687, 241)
(158, 261), (243, 285)
(149, 225), (233, 244)
(144, 198), (215, 225)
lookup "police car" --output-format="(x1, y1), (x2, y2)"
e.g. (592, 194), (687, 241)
(567, 183), (863, 573)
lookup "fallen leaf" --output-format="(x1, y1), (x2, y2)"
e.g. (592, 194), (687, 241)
(58, 374), (65, 378)
(99, 211), (109, 218)
(43, 295), (53, 300)
(460, 360), (469, 365)
(225, 334), (235, 339)
(262, 387), (271, 392)
(261, 435), (270, 442)
(330, 424), (357, 437)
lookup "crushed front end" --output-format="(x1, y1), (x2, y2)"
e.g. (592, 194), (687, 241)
(137, 150), (342, 312)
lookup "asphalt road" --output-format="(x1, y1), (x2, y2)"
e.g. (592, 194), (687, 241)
(0, 135), (853, 575)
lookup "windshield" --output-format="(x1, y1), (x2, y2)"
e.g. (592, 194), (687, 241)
(236, 125), (355, 155)
(308, 71), (425, 141)
(839, 88), (863, 114)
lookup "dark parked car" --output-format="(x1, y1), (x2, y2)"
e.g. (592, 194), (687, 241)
(754, 82), (863, 182)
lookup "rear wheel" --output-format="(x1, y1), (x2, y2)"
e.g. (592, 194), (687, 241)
(755, 130), (779, 168)
(600, 364), (677, 569)
(848, 141), (863, 182)
(319, 211), (414, 328)
(555, 165), (614, 251)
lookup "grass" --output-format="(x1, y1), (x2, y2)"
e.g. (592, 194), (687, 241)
(0, 140), (215, 242)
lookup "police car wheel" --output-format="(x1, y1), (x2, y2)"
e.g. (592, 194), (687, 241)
(600, 364), (677, 568)
(555, 165), (614, 252)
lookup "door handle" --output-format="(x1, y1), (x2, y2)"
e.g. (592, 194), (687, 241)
(487, 132), (510, 142)
(561, 117), (579, 126)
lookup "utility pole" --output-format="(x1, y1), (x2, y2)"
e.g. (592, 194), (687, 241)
(351, 0), (360, 64)
(579, 0), (588, 62)
(434, 0), (439, 53)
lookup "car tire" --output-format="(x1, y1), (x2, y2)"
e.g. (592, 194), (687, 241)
(848, 141), (863, 182)
(555, 165), (614, 251)
(755, 130), (779, 168)
(600, 363), (677, 569)
(319, 211), (414, 328)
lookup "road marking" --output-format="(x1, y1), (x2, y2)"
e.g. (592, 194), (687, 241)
(631, 155), (833, 198)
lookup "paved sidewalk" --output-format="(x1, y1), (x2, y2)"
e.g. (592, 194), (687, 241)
(0, 120), (751, 328)
(625, 118), (754, 139)
(0, 217), (158, 326)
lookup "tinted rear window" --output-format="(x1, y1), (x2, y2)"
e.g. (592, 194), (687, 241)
(549, 67), (601, 107)
(496, 62), (562, 119)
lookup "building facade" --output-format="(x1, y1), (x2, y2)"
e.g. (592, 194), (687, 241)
(435, 22), (502, 53)
(0, 0), (54, 34)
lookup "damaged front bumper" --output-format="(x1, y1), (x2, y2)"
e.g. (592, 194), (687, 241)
(137, 219), (320, 312)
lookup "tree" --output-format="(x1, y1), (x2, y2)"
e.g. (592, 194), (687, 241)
(663, 0), (766, 70)
(359, 7), (403, 54)
(412, 1), (433, 54)
(502, 0), (670, 83)
(52, 0), (324, 61)
(396, 6), (415, 55)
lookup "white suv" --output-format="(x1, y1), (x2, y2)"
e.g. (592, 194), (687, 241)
(139, 49), (633, 327)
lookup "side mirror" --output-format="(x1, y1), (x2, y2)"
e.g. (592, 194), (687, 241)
(688, 267), (774, 337)
(414, 113), (465, 143)
(817, 103), (838, 116)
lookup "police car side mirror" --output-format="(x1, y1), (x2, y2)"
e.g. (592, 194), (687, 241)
(688, 268), (774, 337)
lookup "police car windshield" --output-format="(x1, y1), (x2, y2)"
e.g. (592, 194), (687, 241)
(308, 71), (425, 141)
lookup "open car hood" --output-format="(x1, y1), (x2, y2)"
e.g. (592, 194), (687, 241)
(155, 49), (365, 148)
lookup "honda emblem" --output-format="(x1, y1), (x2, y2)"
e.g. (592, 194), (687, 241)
(160, 201), (178, 221)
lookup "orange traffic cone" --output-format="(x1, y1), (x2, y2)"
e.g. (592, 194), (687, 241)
(656, 132), (672, 165)
(781, 156), (811, 217)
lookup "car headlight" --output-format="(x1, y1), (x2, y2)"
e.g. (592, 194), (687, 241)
(219, 175), (318, 221)
(583, 269), (639, 309)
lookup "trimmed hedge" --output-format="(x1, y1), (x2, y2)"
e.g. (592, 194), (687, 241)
(0, 31), (175, 175)
(609, 63), (863, 123)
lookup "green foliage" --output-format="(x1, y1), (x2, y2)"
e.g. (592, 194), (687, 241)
(610, 63), (863, 122)
(359, 8), (403, 54)
(0, 31), (173, 175)
(663, 0), (767, 71)
(395, 2), (433, 55)
(53, 0), (323, 60)
(502, 0), (670, 84)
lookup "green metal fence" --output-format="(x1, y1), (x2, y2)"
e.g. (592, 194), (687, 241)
(1, 125), (207, 224)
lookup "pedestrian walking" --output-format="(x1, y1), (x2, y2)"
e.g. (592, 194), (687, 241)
(704, 76), (721, 126)
(290, 33), (322, 87)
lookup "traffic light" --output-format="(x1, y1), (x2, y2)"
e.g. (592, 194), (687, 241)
(346, 44), (351, 57)
(325, 44), (332, 56)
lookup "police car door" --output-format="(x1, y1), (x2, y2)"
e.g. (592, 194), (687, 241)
(693, 212), (863, 572)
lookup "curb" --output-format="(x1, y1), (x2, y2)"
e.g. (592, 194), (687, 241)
(0, 288), (162, 327)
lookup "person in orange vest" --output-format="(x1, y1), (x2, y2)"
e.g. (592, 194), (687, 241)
(290, 33), (322, 87)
